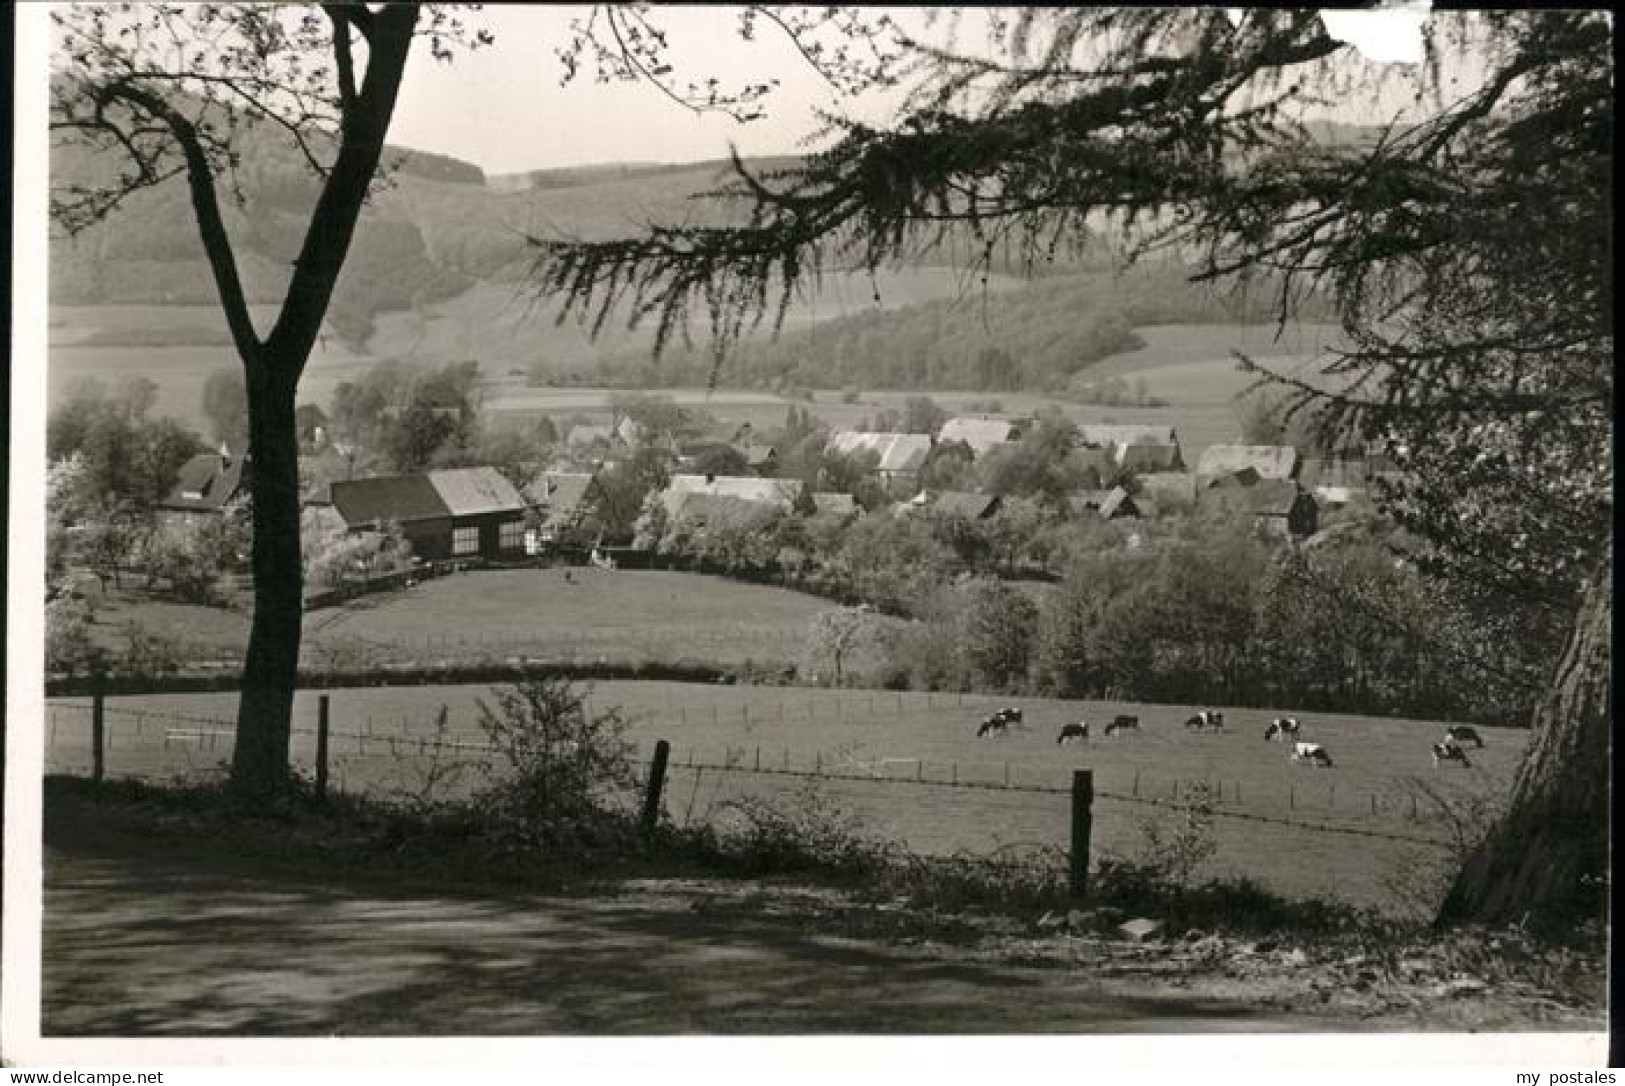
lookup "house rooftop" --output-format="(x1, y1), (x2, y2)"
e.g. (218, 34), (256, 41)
(331, 474), (449, 527)
(937, 418), (1022, 458)
(827, 431), (933, 474)
(426, 467), (525, 518)
(1196, 444), (1300, 482)
(930, 490), (1001, 519)
(158, 451), (246, 513)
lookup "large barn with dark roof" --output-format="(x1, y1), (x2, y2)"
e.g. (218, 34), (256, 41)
(329, 466), (527, 561)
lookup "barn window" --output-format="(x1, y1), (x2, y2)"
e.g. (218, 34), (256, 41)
(499, 519), (525, 552)
(452, 526), (479, 555)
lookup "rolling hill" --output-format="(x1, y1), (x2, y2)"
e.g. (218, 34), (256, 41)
(49, 86), (1370, 420)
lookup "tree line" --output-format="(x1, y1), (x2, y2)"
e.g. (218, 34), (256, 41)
(806, 527), (1547, 729)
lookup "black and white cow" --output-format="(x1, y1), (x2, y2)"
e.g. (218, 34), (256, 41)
(976, 714), (1008, 738)
(1432, 740), (1472, 768)
(997, 707), (1026, 730)
(1185, 710), (1225, 731)
(1291, 741), (1334, 767)
(1444, 725), (1484, 749)
(1057, 721), (1089, 744)
(1104, 714), (1140, 737)
(1264, 717), (1302, 742)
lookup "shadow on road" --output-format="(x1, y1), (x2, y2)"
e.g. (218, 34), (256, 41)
(41, 835), (1296, 1037)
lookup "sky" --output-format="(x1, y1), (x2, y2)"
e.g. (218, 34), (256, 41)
(385, 6), (1435, 177)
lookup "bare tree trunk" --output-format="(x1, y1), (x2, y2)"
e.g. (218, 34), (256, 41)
(230, 367), (304, 798)
(1436, 558), (1611, 932)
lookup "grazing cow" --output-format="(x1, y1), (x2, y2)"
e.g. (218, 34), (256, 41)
(1264, 717), (1302, 742)
(1291, 741), (1334, 767)
(1445, 725), (1484, 749)
(1432, 740), (1472, 768)
(977, 714), (1008, 738)
(1104, 715), (1139, 737)
(996, 706), (1025, 729)
(1057, 721), (1089, 744)
(1185, 710), (1225, 731)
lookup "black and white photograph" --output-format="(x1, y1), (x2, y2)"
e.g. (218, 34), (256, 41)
(3, 2), (1611, 1071)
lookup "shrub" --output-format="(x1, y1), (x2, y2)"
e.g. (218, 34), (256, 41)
(472, 678), (640, 862)
(712, 778), (897, 878)
(118, 622), (183, 679)
(885, 844), (1069, 915)
(45, 596), (104, 677)
(1129, 780), (1219, 890)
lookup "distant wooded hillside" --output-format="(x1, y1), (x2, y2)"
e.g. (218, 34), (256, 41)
(51, 101), (1367, 387)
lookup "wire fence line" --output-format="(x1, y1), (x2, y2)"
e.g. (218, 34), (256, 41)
(44, 701), (1454, 852)
(655, 756), (1455, 851)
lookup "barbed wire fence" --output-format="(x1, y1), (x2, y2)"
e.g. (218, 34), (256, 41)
(44, 696), (1456, 860)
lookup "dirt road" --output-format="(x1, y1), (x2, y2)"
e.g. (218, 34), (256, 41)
(36, 836), (1602, 1038)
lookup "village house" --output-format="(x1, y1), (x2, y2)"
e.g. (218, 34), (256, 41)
(826, 430), (934, 487)
(157, 442), (247, 526)
(902, 490), (1003, 520)
(936, 417), (1029, 459)
(330, 465), (528, 561)
(1248, 480), (1320, 539)
(1072, 486), (1139, 520)
(656, 474), (804, 520)
(521, 471), (600, 550)
(1297, 458), (1371, 508)
(1076, 424), (1185, 472)
(1195, 444), (1300, 487)
(1136, 470), (1199, 510)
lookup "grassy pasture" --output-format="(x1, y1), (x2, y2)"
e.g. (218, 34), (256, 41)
(44, 680), (1523, 915)
(308, 568), (822, 664)
(81, 568), (826, 668)
(1090, 322), (1348, 381)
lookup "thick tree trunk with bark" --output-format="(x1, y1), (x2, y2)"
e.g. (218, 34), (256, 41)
(1436, 558), (1611, 932)
(230, 366), (304, 798)
(189, 4), (418, 799)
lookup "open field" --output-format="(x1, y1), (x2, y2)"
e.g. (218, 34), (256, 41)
(47, 330), (371, 435)
(1091, 322), (1354, 408)
(80, 568), (824, 668)
(1091, 322), (1348, 379)
(367, 266), (1030, 374)
(43, 680), (1524, 915)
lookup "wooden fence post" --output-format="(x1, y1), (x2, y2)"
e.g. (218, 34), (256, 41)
(316, 695), (331, 802)
(1070, 769), (1095, 901)
(640, 740), (670, 841)
(91, 673), (106, 783)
